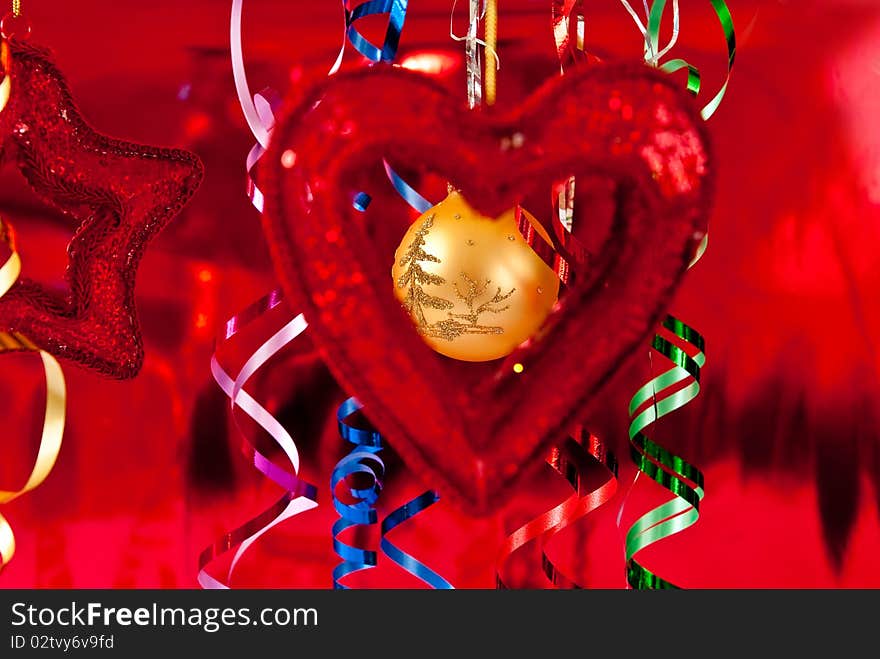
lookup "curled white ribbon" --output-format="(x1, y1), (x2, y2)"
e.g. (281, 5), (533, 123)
(619, 0), (680, 65)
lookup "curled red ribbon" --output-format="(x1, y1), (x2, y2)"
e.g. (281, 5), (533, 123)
(496, 428), (617, 589)
(494, 1), (618, 591)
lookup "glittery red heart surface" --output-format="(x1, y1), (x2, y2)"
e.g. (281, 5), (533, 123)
(0, 41), (203, 378)
(263, 64), (713, 515)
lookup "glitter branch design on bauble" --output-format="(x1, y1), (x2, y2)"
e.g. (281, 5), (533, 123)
(396, 214), (516, 342)
(396, 213), (455, 326)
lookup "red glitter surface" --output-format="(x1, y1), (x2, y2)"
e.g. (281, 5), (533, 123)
(0, 0), (879, 588)
(0, 41), (203, 378)
(262, 64), (711, 515)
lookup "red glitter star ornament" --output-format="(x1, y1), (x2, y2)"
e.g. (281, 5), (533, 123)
(0, 40), (203, 378)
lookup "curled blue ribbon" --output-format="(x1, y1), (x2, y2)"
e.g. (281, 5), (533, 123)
(345, 0), (409, 63)
(381, 490), (454, 589)
(352, 191), (372, 212)
(332, 398), (454, 589)
(336, 0), (451, 590)
(382, 160), (433, 213)
(352, 162), (434, 215)
(331, 398), (383, 588)
(342, 0), (434, 215)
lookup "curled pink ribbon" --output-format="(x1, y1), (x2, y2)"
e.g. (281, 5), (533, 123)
(198, 290), (318, 589)
(198, 0), (332, 588)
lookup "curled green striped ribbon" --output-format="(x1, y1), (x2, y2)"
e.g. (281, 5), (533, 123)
(647, 0), (736, 119)
(625, 316), (706, 589)
(624, 0), (732, 589)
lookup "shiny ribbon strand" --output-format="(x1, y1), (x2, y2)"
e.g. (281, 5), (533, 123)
(641, 0), (736, 119)
(0, 40), (9, 111)
(233, 0), (346, 213)
(239, 0), (417, 215)
(552, 1), (735, 120)
(333, 398), (452, 589)
(551, 1), (598, 71)
(496, 429), (618, 589)
(331, 398), (383, 587)
(354, 0), (573, 284)
(550, 0), (581, 267)
(494, 1), (616, 589)
(482, 0), (578, 279)
(349, 0), (574, 285)
(624, 315), (705, 589)
(333, 0), (453, 590)
(0, 211), (67, 572)
(198, 0), (330, 588)
(465, 0), (483, 109)
(336, 1), (433, 217)
(229, 0), (453, 589)
(345, 0), (409, 63)
(617, 0), (732, 589)
(198, 289), (319, 589)
(346, 0), (440, 218)
(550, 0), (722, 590)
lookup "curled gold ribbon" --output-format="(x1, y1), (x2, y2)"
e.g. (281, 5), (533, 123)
(0, 40), (10, 113)
(0, 213), (67, 570)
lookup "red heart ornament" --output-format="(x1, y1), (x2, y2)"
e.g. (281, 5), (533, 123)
(262, 63), (713, 515)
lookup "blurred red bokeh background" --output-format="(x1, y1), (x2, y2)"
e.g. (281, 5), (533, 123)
(1, 0), (879, 588)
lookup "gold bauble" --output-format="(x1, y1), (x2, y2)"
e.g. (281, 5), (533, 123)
(392, 191), (560, 362)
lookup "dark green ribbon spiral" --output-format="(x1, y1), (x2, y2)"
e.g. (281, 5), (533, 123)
(625, 315), (706, 589)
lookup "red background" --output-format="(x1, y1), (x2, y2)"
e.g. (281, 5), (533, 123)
(1, 0), (879, 588)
